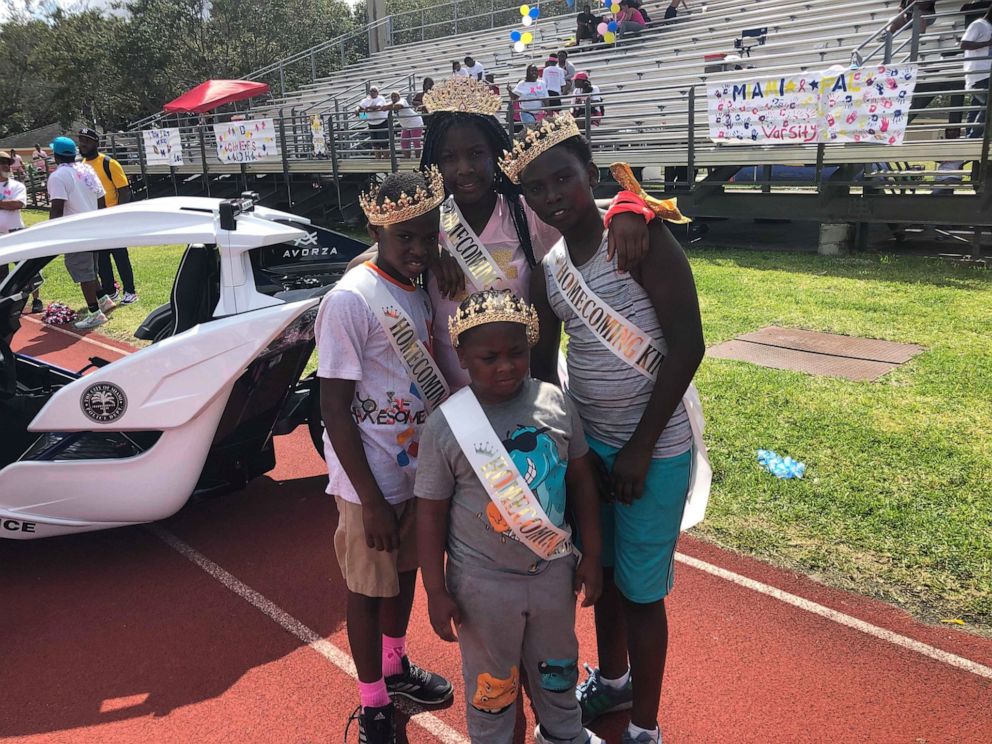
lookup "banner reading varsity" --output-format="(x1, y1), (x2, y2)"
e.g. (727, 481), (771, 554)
(706, 64), (917, 145)
(142, 128), (184, 166)
(213, 118), (280, 163)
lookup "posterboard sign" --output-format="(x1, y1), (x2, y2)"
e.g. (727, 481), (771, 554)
(707, 72), (822, 144)
(213, 118), (279, 163)
(309, 115), (327, 157)
(706, 64), (918, 145)
(819, 64), (917, 144)
(143, 127), (184, 166)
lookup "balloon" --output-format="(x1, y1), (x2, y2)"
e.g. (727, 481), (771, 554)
(597, 22), (608, 34)
(566, 0), (574, 5)
(514, 40), (526, 52)
(529, 6), (540, 17)
(604, 31), (616, 43)
(522, 15), (534, 26)
(522, 31), (533, 43)
(510, 30), (521, 41)
(607, 20), (618, 31)
(520, 4), (530, 15)
(611, 3), (620, 12)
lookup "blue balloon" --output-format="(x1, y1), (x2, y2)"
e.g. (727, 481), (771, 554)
(603, 0), (611, 7)
(607, 20), (618, 31)
(566, 0), (574, 5)
(529, 6), (539, 17)
(510, 30), (521, 41)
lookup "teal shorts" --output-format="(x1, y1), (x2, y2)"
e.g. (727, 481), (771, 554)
(587, 436), (691, 604)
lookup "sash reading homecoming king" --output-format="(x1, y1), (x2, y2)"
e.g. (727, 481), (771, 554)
(441, 387), (573, 560)
(548, 239), (712, 530)
(439, 196), (508, 292)
(351, 265), (450, 412)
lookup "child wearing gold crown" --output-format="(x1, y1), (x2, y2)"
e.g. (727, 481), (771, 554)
(415, 287), (604, 744)
(347, 76), (653, 393)
(315, 169), (453, 744)
(505, 113), (706, 744)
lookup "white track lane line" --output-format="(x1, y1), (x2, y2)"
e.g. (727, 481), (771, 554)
(674, 552), (992, 680)
(21, 315), (135, 356)
(150, 526), (470, 744)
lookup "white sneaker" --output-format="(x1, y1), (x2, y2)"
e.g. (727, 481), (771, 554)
(535, 724), (605, 744)
(98, 295), (116, 313)
(74, 310), (108, 330)
(122, 292), (138, 304)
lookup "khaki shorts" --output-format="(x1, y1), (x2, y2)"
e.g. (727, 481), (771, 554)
(334, 495), (418, 598)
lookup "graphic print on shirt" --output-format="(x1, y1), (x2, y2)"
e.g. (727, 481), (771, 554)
(352, 385), (425, 467)
(448, 245), (520, 303)
(472, 666), (519, 715)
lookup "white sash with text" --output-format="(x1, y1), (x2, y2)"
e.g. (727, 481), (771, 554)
(439, 195), (508, 292)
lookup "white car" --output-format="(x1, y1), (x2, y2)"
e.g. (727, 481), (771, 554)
(0, 194), (365, 540)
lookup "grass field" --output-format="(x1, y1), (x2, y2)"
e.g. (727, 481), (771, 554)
(19, 209), (992, 629)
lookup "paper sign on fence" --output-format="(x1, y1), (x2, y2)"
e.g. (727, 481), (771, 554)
(213, 118), (280, 163)
(309, 115), (327, 157)
(819, 64), (917, 144)
(143, 128), (183, 166)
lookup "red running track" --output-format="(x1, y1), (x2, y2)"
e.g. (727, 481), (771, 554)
(2, 322), (990, 743)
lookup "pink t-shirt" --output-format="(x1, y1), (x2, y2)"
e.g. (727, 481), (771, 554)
(315, 262), (436, 505)
(429, 194), (560, 390)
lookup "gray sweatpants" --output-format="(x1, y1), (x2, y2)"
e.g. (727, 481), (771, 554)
(448, 556), (585, 744)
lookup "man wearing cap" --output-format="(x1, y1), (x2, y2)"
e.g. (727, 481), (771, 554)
(47, 136), (112, 330)
(78, 127), (138, 304)
(541, 54), (567, 108)
(0, 153), (42, 313)
(357, 86), (390, 160)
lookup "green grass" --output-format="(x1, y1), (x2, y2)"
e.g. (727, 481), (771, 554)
(23, 208), (992, 629)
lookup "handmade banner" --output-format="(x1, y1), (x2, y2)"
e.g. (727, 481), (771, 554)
(706, 64), (918, 145)
(819, 64), (917, 144)
(309, 115), (327, 157)
(213, 118), (279, 163)
(142, 127), (184, 166)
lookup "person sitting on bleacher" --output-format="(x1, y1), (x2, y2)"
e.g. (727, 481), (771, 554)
(571, 72), (605, 126)
(510, 65), (549, 125)
(888, 0), (937, 34)
(616, 0), (647, 37)
(665, 0), (689, 22)
(576, 4), (603, 44)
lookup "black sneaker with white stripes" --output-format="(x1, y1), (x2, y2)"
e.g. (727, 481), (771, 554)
(345, 702), (395, 744)
(385, 656), (453, 705)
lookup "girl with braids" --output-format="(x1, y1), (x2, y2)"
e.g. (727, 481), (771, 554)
(349, 76), (651, 390)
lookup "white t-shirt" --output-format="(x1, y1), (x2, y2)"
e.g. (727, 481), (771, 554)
(315, 261), (436, 505)
(359, 95), (390, 124)
(464, 62), (486, 80)
(514, 78), (548, 111)
(392, 98), (424, 129)
(0, 178), (26, 232)
(453, 67), (470, 78)
(573, 84), (603, 108)
(560, 61), (576, 85)
(963, 18), (992, 88)
(46, 163), (105, 217)
(542, 65), (567, 94)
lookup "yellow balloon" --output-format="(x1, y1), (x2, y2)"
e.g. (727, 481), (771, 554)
(604, 31), (616, 43)
(610, 3), (620, 12)
(522, 31), (534, 44)
(520, 4), (530, 15)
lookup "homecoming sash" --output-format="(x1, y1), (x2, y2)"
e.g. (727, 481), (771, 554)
(351, 264), (450, 412)
(441, 387), (573, 560)
(547, 240), (712, 530)
(439, 195), (508, 292)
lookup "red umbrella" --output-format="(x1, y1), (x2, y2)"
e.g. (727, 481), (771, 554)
(163, 80), (270, 114)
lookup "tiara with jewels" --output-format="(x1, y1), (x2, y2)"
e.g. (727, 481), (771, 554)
(358, 166), (445, 226)
(499, 112), (583, 184)
(423, 76), (503, 116)
(449, 289), (540, 348)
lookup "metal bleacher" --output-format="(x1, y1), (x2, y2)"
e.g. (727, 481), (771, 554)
(113, 0), (991, 252)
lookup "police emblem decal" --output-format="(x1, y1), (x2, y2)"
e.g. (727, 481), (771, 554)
(80, 383), (128, 423)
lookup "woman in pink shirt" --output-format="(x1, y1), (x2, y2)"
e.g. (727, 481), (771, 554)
(617, 0), (646, 36)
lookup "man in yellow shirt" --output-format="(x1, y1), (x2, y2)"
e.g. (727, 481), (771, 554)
(78, 127), (138, 304)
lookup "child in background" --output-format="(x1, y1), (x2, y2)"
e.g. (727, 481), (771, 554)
(416, 287), (604, 744)
(507, 113), (705, 744)
(316, 168), (453, 744)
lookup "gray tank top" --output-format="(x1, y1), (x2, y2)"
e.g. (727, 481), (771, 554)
(544, 235), (692, 459)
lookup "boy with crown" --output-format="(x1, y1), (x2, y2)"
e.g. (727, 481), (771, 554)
(504, 113), (709, 744)
(315, 169), (453, 744)
(416, 286), (605, 744)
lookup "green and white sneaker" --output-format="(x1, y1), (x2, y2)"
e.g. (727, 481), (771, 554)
(575, 664), (633, 725)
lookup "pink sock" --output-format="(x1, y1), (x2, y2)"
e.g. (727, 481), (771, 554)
(382, 634), (407, 677)
(358, 678), (390, 709)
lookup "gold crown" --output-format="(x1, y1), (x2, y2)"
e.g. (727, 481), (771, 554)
(499, 112), (582, 184)
(449, 289), (540, 348)
(359, 166), (446, 225)
(423, 76), (503, 116)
